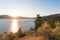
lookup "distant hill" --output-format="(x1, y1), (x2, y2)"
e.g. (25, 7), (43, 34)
(0, 15), (11, 19)
(40, 14), (60, 21)
(0, 15), (34, 19)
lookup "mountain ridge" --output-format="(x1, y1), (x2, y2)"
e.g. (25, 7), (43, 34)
(0, 15), (34, 19)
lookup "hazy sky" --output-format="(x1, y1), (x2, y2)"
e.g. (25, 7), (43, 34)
(0, 0), (60, 17)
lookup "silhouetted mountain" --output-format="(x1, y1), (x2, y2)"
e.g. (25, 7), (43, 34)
(0, 15), (11, 19)
(0, 15), (34, 19)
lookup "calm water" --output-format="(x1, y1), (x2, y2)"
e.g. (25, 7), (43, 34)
(0, 19), (35, 33)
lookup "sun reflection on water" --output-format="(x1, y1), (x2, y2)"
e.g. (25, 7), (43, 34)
(10, 19), (19, 33)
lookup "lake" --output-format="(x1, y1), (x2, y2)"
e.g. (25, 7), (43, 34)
(0, 19), (35, 33)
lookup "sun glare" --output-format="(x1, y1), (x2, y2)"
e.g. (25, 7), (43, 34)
(10, 19), (19, 33)
(9, 13), (19, 17)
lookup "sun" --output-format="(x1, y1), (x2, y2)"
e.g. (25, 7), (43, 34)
(9, 13), (19, 17)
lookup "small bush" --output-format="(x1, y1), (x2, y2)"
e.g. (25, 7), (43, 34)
(55, 33), (60, 40)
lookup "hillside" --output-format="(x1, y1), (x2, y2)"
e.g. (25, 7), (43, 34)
(40, 14), (60, 22)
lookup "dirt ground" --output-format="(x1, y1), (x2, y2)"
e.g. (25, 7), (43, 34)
(18, 35), (45, 40)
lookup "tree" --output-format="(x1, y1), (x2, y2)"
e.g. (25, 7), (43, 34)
(34, 14), (41, 31)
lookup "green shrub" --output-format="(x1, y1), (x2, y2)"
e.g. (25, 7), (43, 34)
(55, 34), (60, 40)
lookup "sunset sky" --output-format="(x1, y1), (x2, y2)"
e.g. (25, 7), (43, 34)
(0, 0), (60, 17)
